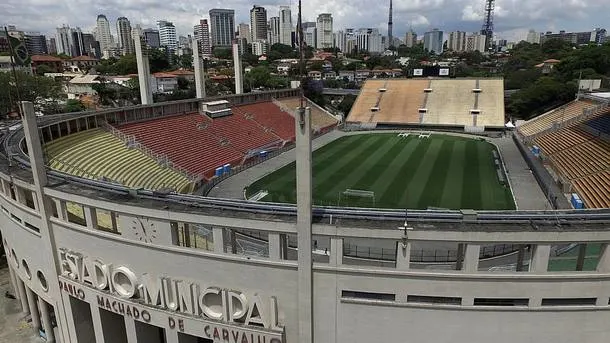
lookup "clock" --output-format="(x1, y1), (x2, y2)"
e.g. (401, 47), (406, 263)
(130, 217), (158, 243)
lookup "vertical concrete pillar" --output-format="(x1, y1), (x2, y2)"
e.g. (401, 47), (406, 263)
(14, 186), (25, 206)
(213, 227), (224, 253)
(165, 330), (179, 343)
(58, 200), (68, 221)
(462, 244), (481, 272)
(295, 106), (313, 343)
(531, 244), (551, 273)
(280, 234), (289, 260)
(32, 191), (39, 211)
(329, 237), (343, 266)
(124, 317), (138, 343)
(17, 279), (29, 315)
(110, 211), (118, 232)
(25, 287), (41, 331)
(90, 304), (106, 343)
(8, 265), (19, 300)
(84, 206), (98, 230)
(269, 233), (282, 260)
(134, 35), (153, 105)
(396, 241), (411, 270)
(233, 42), (243, 94)
(230, 229), (237, 254)
(192, 39), (206, 99)
(516, 245), (526, 272)
(576, 244), (587, 271)
(455, 243), (465, 270)
(40, 300), (55, 343)
(596, 243), (610, 272)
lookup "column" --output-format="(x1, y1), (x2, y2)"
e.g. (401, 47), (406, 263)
(596, 243), (610, 272)
(84, 206), (98, 230)
(531, 244), (551, 273)
(110, 211), (118, 231)
(395, 241), (411, 270)
(90, 304), (106, 343)
(124, 316), (138, 343)
(8, 266), (18, 300)
(213, 227), (224, 253)
(40, 300), (55, 343)
(14, 186), (25, 206)
(165, 330), (179, 343)
(462, 244), (481, 272)
(329, 237), (343, 266)
(16, 279), (29, 315)
(575, 244), (587, 271)
(455, 243), (465, 270)
(25, 288), (41, 332)
(280, 234), (289, 260)
(268, 233), (282, 261)
(32, 191), (39, 211)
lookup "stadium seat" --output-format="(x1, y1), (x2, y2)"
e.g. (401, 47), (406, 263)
(277, 97), (339, 131)
(518, 99), (597, 137)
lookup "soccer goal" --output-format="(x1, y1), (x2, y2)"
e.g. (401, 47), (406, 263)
(339, 189), (376, 207)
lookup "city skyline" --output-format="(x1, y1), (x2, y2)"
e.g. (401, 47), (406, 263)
(2, 0), (610, 43)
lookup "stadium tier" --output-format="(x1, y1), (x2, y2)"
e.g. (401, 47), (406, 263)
(585, 114), (610, 135)
(518, 99), (597, 137)
(44, 128), (193, 192)
(237, 102), (296, 141)
(204, 112), (282, 153)
(347, 78), (504, 128)
(276, 97), (339, 132)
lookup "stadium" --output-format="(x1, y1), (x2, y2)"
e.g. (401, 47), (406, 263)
(1, 73), (609, 343)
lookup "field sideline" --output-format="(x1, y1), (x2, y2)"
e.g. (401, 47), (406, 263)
(246, 133), (516, 210)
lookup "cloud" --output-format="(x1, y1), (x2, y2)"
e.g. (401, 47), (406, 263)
(0, 0), (609, 41)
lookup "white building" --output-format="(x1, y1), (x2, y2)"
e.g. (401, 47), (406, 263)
(238, 23), (251, 43)
(316, 13), (333, 49)
(279, 6), (292, 46)
(423, 28), (443, 55)
(304, 26), (316, 48)
(448, 31), (466, 52)
(268, 17), (280, 46)
(466, 32), (487, 52)
(526, 29), (541, 44)
(116, 17), (134, 55)
(209, 8), (235, 47)
(405, 29), (417, 48)
(56, 25), (73, 56)
(252, 40), (268, 56)
(95, 14), (114, 56)
(157, 20), (177, 52)
(356, 28), (383, 53)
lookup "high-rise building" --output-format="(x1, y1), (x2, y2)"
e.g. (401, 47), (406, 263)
(423, 28), (443, 54)
(526, 29), (540, 44)
(143, 29), (161, 48)
(158, 20), (177, 52)
(356, 28), (383, 53)
(56, 25), (73, 56)
(237, 23), (250, 43)
(252, 40), (268, 56)
(250, 5), (268, 42)
(335, 29), (356, 53)
(24, 33), (48, 55)
(466, 32), (486, 52)
(81, 33), (96, 57)
(117, 17), (135, 55)
(405, 29), (417, 48)
(209, 9), (235, 47)
(71, 27), (85, 56)
(279, 6), (292, 46)
(304, 26), (316, 48)
(316, 13), (333, 49)
(96, 14), (114, 54)
(448, 31), (466, 52)
(193, 20), (212, 56)
(268, 17), (280, 45)
(47, 37), (57, 55)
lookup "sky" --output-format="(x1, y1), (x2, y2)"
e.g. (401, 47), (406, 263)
(1, 0), (609, 42)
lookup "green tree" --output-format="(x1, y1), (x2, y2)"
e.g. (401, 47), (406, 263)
(64, 99), (86, 112)
(179, 54), (193, 69)
(149, 49), (171, 73)
(213, 47), (232, 60)
(0, 71), (63, 116)
(337, 94), (356, 115)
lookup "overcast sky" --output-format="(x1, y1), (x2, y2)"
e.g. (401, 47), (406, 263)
(1, 0), (608, 42)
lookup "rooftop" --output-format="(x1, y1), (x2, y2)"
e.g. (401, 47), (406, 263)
(31, 55), (62, 62)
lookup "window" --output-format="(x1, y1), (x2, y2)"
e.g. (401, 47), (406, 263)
(473, 298), (529, 306)
(407, 295), (461, 305)
(342, 290), (395, 301)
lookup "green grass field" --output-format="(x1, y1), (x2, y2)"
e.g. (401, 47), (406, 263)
(246, 133), (516, 210)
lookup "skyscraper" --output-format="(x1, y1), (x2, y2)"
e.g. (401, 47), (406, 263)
(117, 17), (135, 55)
(405, 29), (417, 48)
(316, 13), (333, 49)
(96, 14), (114, 54)
(268, 17), (280, 45)
(356, 28), (383, 53)
(250, 5), (268, 42)
(238, 23), (250, 43)
(47, 37), (57, 55)
(193, 20), (212, 56)
(466, 32), (486, 52)
(81, 33), (96, 57)
(279, 6), (292, 46)
(209, 9), (235, 47)
(423, 29), (443, 54)
(526, 29), (540, 44)
(158, 20), (177, 51)
(24, 33), (48, 55)
(71, 27), (85, 56)
(56, 25), (73, 56)
(448, 31), (466, 52)
(143, 29), (161, 48)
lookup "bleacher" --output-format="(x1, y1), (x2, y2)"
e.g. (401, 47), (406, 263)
(205, 113), (281, 153)
(518, 99), (597, 137)
(376, 80), (428, 123)
(476, 79), (505, 127)
(276, 97), (339, 131)
(44, 129), (193, 192)
(236, 102), (296, 141)
(571, 171), (610, 208)
(346, 80), (387, 123)
(424, 79), (476, 126)
(118, 114), (244, 179)
(585, 114), (610, 135)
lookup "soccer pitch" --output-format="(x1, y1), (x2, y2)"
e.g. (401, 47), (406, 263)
(246, 133), (516, 210)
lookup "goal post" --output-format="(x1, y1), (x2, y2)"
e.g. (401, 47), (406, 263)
(339, 189), (376, 207)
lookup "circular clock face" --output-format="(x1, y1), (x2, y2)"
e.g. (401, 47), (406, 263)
(131, 217), (157, 243)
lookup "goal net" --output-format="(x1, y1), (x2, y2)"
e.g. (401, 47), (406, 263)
(339, 189), (376, 207)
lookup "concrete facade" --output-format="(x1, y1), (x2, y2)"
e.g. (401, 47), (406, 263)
(1, 100), (610, 343)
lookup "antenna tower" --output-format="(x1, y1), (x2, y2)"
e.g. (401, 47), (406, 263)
(388, 0), (393, 48)
(480, 0), (495, 52)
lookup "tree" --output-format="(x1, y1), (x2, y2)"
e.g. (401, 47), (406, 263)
(0, 71), (63, 116)
(213, 47), (232, 60)
(35, 64), (54, 76)
(113, 54), (138, 75)
(179, 54), (193, 69)
(149, 49), (171, 73)
(64, 99), (86, 112)
(337, 95), (356, 116)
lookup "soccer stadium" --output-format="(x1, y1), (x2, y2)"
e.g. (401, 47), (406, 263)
(1, 72), (609, 343)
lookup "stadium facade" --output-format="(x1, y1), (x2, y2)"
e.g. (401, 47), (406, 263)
(1, 90), (610, 343)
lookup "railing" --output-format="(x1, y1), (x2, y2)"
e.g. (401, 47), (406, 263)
(99, 121), (202, 184)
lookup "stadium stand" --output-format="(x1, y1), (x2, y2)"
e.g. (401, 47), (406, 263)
(346, 80), (387, 123)
(276, 97), (339, 131)
(424, 79), (477, 126)
(518, 99), (597, 137)
(585, 114), (610, 135)
(476, 79), (506, 127)
(44, 128), (193, 192)
(376, 80), (428, 123)
(204, 113), (282, 153)
(571, 171), (610, 208)
(236, 102), (296, 141)
(118, 114), (245, 179)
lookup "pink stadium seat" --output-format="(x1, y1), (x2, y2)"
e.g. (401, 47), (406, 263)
(236, 102), (296, 141)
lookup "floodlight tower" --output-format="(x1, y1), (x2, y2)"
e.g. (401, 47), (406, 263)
(480, 0), (495, 52)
